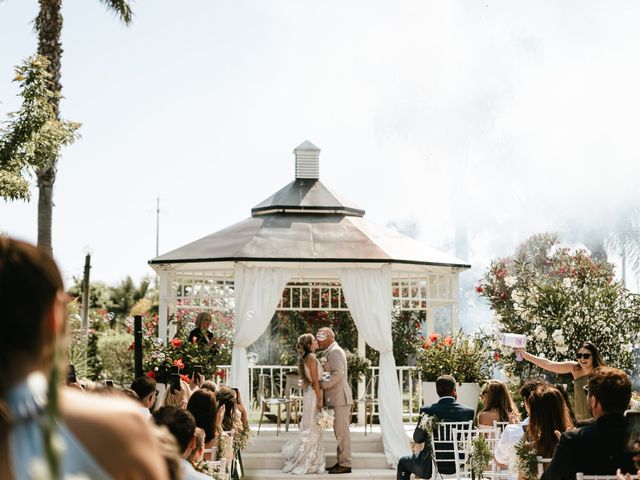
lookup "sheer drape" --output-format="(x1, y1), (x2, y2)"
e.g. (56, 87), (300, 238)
(229, 265), (292, 413)
(339, 266), (411, 466)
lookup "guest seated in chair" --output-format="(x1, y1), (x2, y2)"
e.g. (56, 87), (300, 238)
(397, 375), (475, 480)
(541, 366), (637, 480)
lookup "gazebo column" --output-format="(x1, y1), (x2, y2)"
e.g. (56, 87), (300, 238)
(426, 303), (435, 335)
(451, 274), (460, 330)
(157, 267), (175, 343)
(357, 333), (366, 426)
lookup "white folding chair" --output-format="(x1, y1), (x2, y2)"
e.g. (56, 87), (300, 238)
(204, 458), (228, 480)
(536, 456), (552, 477)
(575, 475), (620, 480)
(493, 421), (509, 434)
(430, 421), (474, 479)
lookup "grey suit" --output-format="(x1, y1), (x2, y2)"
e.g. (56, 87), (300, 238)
(320, 342), (352, 468)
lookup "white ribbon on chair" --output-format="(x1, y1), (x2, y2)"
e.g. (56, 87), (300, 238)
(339, 266), (411, 466)
(229, 264), (292, 415)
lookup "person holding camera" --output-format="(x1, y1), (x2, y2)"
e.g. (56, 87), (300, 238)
(516, 341), (605, 421)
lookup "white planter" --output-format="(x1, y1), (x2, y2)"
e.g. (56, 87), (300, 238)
(422, 382), (481, 414)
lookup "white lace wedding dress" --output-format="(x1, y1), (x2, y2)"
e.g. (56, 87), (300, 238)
(281, 356), (326, 474)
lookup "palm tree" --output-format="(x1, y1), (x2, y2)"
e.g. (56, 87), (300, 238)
(34, 0), (132, 254)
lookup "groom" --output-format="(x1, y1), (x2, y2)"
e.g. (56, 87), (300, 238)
(317, 327), (353, 475)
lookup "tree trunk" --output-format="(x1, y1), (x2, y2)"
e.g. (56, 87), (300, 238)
(35, 0), (63, 253)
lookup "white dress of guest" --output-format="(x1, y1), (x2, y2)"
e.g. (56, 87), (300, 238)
(281, 355), (326, 474)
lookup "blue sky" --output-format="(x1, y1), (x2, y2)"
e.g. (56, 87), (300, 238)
(2, 1), (639, 300)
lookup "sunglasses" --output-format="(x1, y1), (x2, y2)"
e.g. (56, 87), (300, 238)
(576, 353), (592, 359)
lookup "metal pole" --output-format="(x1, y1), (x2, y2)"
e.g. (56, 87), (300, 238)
(156, 197), (160, 257)
(134, 315), (143, 378)
(81, 252), (91, 334)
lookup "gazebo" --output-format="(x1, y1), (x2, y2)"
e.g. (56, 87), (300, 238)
(149, 141), (470, 464)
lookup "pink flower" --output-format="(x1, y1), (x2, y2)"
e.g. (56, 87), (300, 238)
(171, 338), (182, 349)
(443, 335), (453, 347)
(173, 358), (184, 370)
(423, 340), (432, 349)
(192, 336), (198, 344)
(429, 333), (440, 343)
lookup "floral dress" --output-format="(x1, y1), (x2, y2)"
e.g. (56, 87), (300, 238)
(281, 356), (326, 474)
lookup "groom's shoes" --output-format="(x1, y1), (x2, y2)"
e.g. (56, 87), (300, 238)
(326, 463), (340, 472)
(329, 466), (352, 474)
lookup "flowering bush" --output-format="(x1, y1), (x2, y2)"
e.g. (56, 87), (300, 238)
(478, 233), (640, 381)
(143, 332), (219, 383)
(415, 330), (494, 384)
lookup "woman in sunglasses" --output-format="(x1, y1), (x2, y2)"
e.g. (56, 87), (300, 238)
(515, 341), (605, 421)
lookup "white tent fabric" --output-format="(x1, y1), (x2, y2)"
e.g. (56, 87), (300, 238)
(229, 265), (292, 414)
(339, 266), (411, 466)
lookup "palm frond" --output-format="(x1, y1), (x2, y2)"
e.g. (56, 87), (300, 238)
(99, 0), (133, 25)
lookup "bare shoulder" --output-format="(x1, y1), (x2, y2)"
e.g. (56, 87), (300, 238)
(477, 410), (499, 426)
(60, 388), (169, 480)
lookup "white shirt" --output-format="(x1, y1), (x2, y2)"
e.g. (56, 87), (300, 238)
(494, 417), (529, 465)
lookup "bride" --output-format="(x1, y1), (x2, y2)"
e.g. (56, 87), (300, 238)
(282, 333), (326, 474)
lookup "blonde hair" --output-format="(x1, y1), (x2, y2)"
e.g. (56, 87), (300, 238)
(296, 334), (315, 386)
(195, 312), (212, 329)
(158, 380), (191, 409)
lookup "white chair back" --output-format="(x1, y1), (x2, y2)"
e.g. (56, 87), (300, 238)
(575, 475), (620, 480)
(430, 420), (474, 479)
(536, 456), (552, 477)
(493, 420), (509, 433)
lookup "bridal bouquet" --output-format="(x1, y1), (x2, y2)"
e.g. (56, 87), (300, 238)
(317, 408), (335, 429)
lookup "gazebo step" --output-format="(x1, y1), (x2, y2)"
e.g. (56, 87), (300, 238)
(243, 468), (396, 479)
(242, 452), (390, 470)
(249, 430), (385, 453)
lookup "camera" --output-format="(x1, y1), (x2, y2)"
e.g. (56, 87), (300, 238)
(625, 411), (640, 453)
(67, 364), (77, 384)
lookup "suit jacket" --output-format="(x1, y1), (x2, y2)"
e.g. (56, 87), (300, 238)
(414, 397), (475, 475)
(319, 342), (353, 407)
(541, 414), (636, 480)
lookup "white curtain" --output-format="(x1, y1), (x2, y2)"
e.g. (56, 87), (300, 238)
(229, 265), (292, 414)
(339, 266), (411, 466)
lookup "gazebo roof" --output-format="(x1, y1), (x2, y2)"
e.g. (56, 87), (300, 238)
(149, 141), (470, 270)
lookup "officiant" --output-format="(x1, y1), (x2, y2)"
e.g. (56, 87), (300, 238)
(187, 312), (218, 353)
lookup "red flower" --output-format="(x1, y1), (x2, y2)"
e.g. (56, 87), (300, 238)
(499, 291), (508, 300)
(145, 370), (156, 378)
(443, 335), (453, 346)
(423, 340), (432, 349)
(180, 374), (190, 383)
(171, 338), (182, 349)
(428, 333), (440, 343)
(493, 351), (501, 361)
(496, 268), (508, 279)
(216, 369), (226, 379)
(173, 358), (184, 370)
(475, 285), (484, 294)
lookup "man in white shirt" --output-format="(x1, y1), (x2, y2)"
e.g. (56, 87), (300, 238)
(153, 406), (212, 480)
(494, 379), (543, 467)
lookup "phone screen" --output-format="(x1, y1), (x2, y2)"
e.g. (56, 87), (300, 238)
(625, 412), (640, 452)
(171, 373), (181, 392)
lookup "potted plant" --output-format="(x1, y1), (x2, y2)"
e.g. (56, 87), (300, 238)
(415, 330), (494, 412)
